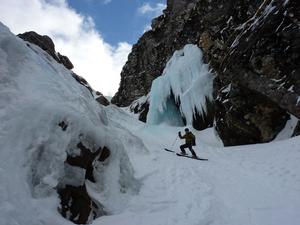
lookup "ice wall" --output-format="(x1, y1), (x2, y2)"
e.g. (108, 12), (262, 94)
(147, 44), (214, 126)
(0, 22), (141, 225)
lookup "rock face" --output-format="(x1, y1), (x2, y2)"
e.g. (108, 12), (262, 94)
(18, 31), (74, 69)
(113, 0), (300, 145)
(129, 96), (150, 122)
(111, 0), (201, 106)
(213, 0), (300, 145)
(112, 0), (262, 107)
(95, 91), (110, 106)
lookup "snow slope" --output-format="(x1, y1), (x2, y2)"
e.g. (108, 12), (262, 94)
(94, 109), (300, 225)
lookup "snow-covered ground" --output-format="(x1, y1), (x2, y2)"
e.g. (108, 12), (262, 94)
(95, 107), (300, 225)
(1, 21), (300, 225)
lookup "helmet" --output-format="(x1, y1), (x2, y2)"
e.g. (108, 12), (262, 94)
(184, 128), (189, 132)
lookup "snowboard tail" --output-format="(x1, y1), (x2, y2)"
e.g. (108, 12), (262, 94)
(164, 148), (175, 152)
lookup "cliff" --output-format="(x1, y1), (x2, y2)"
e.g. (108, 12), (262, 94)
(112, 0), (300, 145)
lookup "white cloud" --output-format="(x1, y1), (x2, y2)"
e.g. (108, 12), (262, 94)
(102, 0), (112, 4)
(138, 3), (166, 16)
(0, 0), (130, 96)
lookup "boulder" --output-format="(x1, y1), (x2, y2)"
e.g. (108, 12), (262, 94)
(129, 95), (150, 122)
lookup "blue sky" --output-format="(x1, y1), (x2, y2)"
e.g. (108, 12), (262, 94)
(0, 0), (166, 95)
(68, 0), (166, 45)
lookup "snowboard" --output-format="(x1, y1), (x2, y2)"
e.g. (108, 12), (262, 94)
(164, 148), (175, 153)
(164, 148), (208, 161)
(176, 153), (208, 161)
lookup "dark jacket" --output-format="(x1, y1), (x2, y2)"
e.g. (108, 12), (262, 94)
(179, 131), (195, 145)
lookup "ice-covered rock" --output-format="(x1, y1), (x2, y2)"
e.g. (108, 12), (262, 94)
(95, 91), (110, 106)
(0, 22), (142, 225)
(128, 95), (150, 122)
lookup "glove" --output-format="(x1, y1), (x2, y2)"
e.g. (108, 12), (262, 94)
(178, 131), (181, 136)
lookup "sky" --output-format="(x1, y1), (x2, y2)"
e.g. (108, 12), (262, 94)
(0, 0), (166, 96)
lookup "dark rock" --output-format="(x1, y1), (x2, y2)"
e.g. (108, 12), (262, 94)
(214, 0), (300, 145)
(66, 142), (102, 170)
(167, 0), (190, 13)
(292, 121), (300, 137)
(71, 73), (110, 107)
(57, 184), (105, 224)
(138, 103), (149, 123)
(98, 147), (111, 162)
(18, 31), (74, 70)
(58, 121), (68, 131)
(71, 72), (93, 95)
(192, 97), (215, 130)
(113, 0), (299, 144)
(18, 31), (56, 58)
(58, 52), (74, 70)
(129, 96), (150, 122)
(95, 91), (110, 106)
(58, 139), (110, 223)
(215, 84), (289, 145)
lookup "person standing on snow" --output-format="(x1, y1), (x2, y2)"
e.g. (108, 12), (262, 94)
(178, 128), (197, 158)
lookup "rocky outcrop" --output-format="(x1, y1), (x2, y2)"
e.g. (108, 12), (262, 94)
(292, 121), (300, 137)
(192, 97), (215, 130)
(57, 136), (109, 224)
(95, 91), (110, 106)
(214, 0), (300, 145)
(111, 1), (202, 106)
(113, 0), (299, 145)
(58, 184), (104, 224)
(129, 96), (150, 122)
(18, 31), (74, 69)
(71, 72), (94, 94)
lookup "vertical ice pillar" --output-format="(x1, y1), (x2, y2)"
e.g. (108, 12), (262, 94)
(146, 44), (214, 128)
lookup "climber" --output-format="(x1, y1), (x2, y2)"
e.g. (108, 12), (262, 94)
(178, 128), (197, 158)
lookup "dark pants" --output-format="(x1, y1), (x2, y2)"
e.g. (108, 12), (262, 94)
(180, 143), (197, 157)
